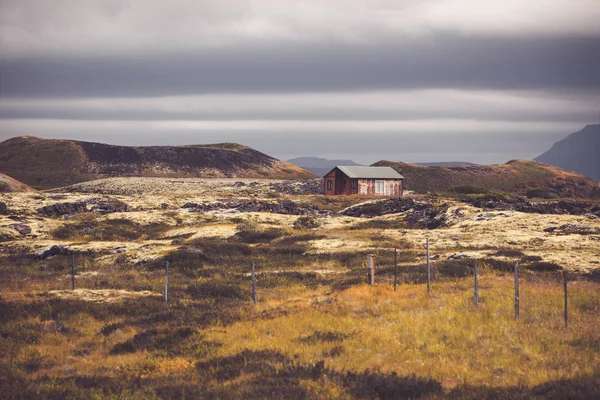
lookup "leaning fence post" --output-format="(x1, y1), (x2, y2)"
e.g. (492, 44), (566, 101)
(366, 254), (375, 285)
(473, 258), (479, 306)
(563, 270), (568, 328)
(514, 262), (519, 318)
(71, 253), (75, 290)
(426, 238), (431, 294)
(164, 261), (169, 304)
(251, 262), (257, 304)
(394, 248), (397, 291)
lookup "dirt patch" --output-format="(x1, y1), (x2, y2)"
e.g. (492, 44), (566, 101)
(42, 289), (160, 303)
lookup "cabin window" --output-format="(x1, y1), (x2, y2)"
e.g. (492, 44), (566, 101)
(375, 180), (385, 194)
(327, 180), (333, 191)
(351, 180), (357, 189)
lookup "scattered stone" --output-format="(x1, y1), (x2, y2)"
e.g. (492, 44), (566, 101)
(342, 198), (448, 229)
(38, 201), (88, 217)
(462, 195), (600, 217)
(452, 208), (465, 217)
(160, 203), (169, 209)
(38, 245), (67, 259)
(342, 198), (419, 217)
(447, 253), (472, 260)
(231, 181), (247, 187)
(546, 224), (600, 236)
(0, 202), (8, 215)
(269, 179), (323, 195)
(474, 213), (507, 221)
(9, 223), (31, 235)
(182, 198), (323, 216)
(87, 198), (129, 214)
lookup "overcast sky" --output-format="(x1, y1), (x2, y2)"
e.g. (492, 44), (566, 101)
(1, 0), (599, 164)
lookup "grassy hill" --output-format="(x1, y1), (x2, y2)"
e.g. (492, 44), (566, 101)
(373, 159), (600, 198)
(0, 173), (35, 193)
(0, 137), (315, 189)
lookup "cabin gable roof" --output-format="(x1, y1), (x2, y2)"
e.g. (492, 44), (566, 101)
(323, 166), (404, 179)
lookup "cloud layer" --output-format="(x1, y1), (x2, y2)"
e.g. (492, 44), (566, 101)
(0, 0), (598, 163)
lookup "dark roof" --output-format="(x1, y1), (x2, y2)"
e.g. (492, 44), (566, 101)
(325, 166), (404, 179)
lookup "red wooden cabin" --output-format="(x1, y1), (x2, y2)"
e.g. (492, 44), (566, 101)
(323, 166), (404, 197)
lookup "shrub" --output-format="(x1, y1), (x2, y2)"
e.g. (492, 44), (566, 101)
(525, 262), (563, 272)
(51, 219), (169, 241)
(187, 280), (250, 300)
(492, 249), (525, 258)
(235, 221), (285, 243)
(293, 216), (321, 230)
(451, 185), (488, 195)
(526, 187), (556, 199)
(350, 219), (406, 230)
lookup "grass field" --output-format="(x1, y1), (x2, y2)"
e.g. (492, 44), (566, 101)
(1, 179), (599, 398)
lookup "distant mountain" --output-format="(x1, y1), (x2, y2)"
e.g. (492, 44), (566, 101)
(372, 159), (599, 198)
(0, 136), (315, 189)
(287, 157), (362, 177)
(416, 162), (476, 167)
(535, 124), (600, 180)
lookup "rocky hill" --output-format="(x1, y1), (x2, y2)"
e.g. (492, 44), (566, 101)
(0, 172), (35, 193)
(535, 124), (600, 180)
(373, 159), (599, 198)
(0, 136), (315, 189)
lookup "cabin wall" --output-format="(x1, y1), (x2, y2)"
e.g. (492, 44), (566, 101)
(358, 179), (403, 197)
(324, 170), (336, 196)
(324, 169), (360, 195)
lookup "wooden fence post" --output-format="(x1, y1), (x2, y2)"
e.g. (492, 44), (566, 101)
(164, 261), (169, 304)
(473, 258), (479, 307)
(426, 238), (431, 294)
(514, 262), (519, 318)
(394, 248), (397, 291)
(251, 262), (257, 304)
(71, 253), (75, 290)
(366, 254), (375, 285)
(563, 270), (568, 328)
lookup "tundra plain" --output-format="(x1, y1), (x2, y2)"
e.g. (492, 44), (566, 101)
(1, 177), (599, 399)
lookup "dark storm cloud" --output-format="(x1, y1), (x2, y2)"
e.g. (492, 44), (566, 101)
(0, 0), (598, 164)
(3, 35), (599, 98)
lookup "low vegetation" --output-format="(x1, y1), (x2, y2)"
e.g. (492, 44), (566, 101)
(51, 218), (171, 241)
(1, 178), (599, 398)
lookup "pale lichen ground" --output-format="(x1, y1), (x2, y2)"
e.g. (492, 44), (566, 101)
(1, 177), (599, 272)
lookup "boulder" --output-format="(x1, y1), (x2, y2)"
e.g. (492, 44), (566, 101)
(39, 245), (66, 259)
(88, 199), (129, 214)
(9, 223), (31, 235)
(38, 202), (88, 217)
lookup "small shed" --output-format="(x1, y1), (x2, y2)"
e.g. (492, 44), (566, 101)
(323, 166), (404, 197)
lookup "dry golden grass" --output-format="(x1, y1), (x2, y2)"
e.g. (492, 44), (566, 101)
(1, 178), (599, 398)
